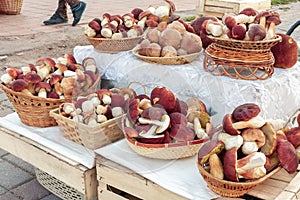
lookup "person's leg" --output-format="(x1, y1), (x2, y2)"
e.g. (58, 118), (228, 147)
(43, 0), (68, 25)
(66, 0), (86, 26)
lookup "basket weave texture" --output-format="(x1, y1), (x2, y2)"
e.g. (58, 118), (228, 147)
(207, 35), (282, 52)
(1, 83), (68, 127)
(0, 0), (23, 14)
(204, 43), (275, 80)
(50, 108), (124, 150)
(132, 48), (202, 65)
(125, 136), (207, 159)
(87, 36), (142, 53)
(198, 163), (282, 198)
(35, 168), (84, 200)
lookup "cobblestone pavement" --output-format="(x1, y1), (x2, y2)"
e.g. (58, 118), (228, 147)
(0, 0), (299, 199)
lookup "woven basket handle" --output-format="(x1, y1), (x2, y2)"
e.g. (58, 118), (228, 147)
(127, 81), (147, 95)
(284, 108), (300, 129)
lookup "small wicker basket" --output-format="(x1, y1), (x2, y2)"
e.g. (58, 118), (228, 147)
(49, 108), (124, 150)
(197, 163), (282, 198)
(132, 48), (202, 65)
(1, 83), (68, 127)
(207, 35), (282, 52)
(0, 0), (23, 14)
(86, 36), (142, 53)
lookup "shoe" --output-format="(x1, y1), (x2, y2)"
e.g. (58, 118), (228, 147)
(43, 11), (68, 25)
(71, 1), (86, 26)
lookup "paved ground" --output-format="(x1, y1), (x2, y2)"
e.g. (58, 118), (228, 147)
(0, 0), (299, 199)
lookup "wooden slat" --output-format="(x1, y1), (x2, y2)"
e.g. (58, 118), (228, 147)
(0, 127), (97, 199)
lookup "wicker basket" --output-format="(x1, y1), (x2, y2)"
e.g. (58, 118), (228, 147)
(1, 83), (68, 127)
(207, 35), (282, 52)
(0, 0), (23, 14)
(86, 36), (142, 53)
(125, 136), (207, 159)
(49, 108), (124, 150)
(198, 163), (282, 198)
(35, 168), (84, 200)
(132, 48), (202, 65)
(204, 43), (275, 80)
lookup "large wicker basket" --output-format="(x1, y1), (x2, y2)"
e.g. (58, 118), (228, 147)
(0, 0), (23, 14)
(198, 163), (282, 198)
(132, 48), (202, 65)
(49, 108), (124, 150)
(1, 83), (68, 127)
(86, 36), (142, 53)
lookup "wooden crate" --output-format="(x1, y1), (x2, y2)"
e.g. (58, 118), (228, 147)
(96, 155), (300, 200)
(0, 126), (98, 200)
(196, 0), (272, 18)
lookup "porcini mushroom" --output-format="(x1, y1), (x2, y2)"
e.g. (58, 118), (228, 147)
(138, 114), (170, 134)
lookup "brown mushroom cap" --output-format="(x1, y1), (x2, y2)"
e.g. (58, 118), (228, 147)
(169, 112), (188, 126)
(247, 24), (266, 41)
(271, 33), (298, 69)
(159, 28), (182, 49)
(131, 8), (144, 20)
(224, 15), (237, 30)
(173, 99), (188, 116)
(49, 74), (64, 85)
(231, 24), (246, 40)
(6, 68), (21, 79)
(111, 93), (126, 108)
(23, 72), (41, 84)
(277, 139), (299, 174)
(198, 139), (225, 165)
(35, 82), (52, 93)
(10, 79), (28, 92)
(150, 86), (177, 113)
(141, 106), (167, 121)
(125, 98), (140, 124)
(239, 8), (258, 16)
(88, 20), (101, 32)
(223, 114), (239, 135)
(260, 122), (277, 156)
(223, 147), (239, 182)
(146, 43), (162, 57)
(232, 103), (261, 122)
(242, 128), (266, 148)
(266, 16), (281, 26)
(169, 124), (195, 142)
(138, 10), (152, 20)
(284, 127), (300, 147)
(47, 91), (60, 99)
(186, 97), (207, 113)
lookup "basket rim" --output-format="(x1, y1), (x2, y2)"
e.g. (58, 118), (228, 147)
(198, 162), (282, 186)
(207, 34), (282, 45)
(0, 83), (67, 103)
(86, 35), (143, 42)
(125, 134), (209, 149)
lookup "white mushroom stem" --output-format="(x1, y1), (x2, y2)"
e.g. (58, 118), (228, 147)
(232, 116), (266, 130)
(0, 73), (13, 84)
(37, 88), (47, 98)
(242, 141), (259, 155)
(140, 125), (158, 137)
(218, 132), (243, 150)
(138, 114), (170, 134)
(96, 104), (107, 115)
(266, 22), (277, 39)
(63, 103), (75, 114)
(112, 107), (124, 118)
(194, 117), (207, 139)
(21, 66), (31, 74)
(102, 94), (112, 105)
(237, 152), (266, 170)
(21, 89), (33, 96)
(97, 114), (107, 123)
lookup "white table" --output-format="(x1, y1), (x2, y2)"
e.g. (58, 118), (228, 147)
(74, 45), (300, 126)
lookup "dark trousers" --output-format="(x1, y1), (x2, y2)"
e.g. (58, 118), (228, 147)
(57, 0), (80, 19)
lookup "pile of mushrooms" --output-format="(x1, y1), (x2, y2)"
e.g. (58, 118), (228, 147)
(60, 87), (137, 126)
(0, 55), (99, 100)
(123, 86), (212, 144)
(198, 103), (299, 182)
(191, 7), (281, 44)
(137, 20), (202, 57)
(84, 0), (178, 39)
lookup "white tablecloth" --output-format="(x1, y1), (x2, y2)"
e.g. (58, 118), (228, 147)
(74, 45), (300, 126)
(95, 139), (219, 200)
(0, 113), (95, 169)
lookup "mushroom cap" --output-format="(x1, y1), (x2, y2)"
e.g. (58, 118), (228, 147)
(198, 139), (225, 164)
(187, 110), (210, 128)
(64, 54), (77, 65)
(161, 45), (177, 57)
(119, 87), (137, 99)
(255, 11), (272, 22)
(224, 15), (237, 30)
(88, 20), (101, 32)
(242, 128), (266, 148)
(35, 82), (52, 92)
(180, 32), (203, 54)
(173, 99), (188, 116)
(124, 126), (139, 138)
(131, 8), (144, 20)
(284, 127), (300, 147)
(96, 89), (112, 100)
(111, 93), (126, 108)
(169, 112), (188, 126)
(125, 98), (140, 124)
(137, 128), (165, 144)
(232, 103), (261, 122)
(150, 86), (177, 113)
(6, 67), (21, 79)
(158, 28), (182, 49)
(138, 10), (152, 20)
(186, 97), (207, 113)
(266, 16), (281, 25)
(169, 124), (195, 142)
(47, 91), (60, 99)
(222, 114), (239, 135)
(141, 106), (167, 120)
(271, 33), (298, 69)
(223, 147), (239, 182)
(231, 24), (246, 40)
(102, 13), (111, 20)
(23, 72), (41, 83)
(239, 7), (258, 16)
(36, 57), (56, 69)
(146, 42), (162, 57)
(247, 24), (266, 41)
(191, 16), (218, 35)
(10, 79), (28, 92)
(49, 74), (64, 85)
(277, 139), (299, 174)
(146, 28), (161, 43)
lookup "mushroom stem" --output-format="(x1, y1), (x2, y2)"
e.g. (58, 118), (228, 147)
(38, 88), (47, 98)
(232, 116), (266, 130)
(194, 117), (207, 139)
(266, 22), (276, 39)
(138, 114), (170, 134)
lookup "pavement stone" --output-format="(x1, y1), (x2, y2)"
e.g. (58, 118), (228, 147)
(3, 154), (36, 176)
(0, 159), (33, 190)
(0, 186), (7, 196)
(41, 194), (62, 200)
(0, 149), (8, 157)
